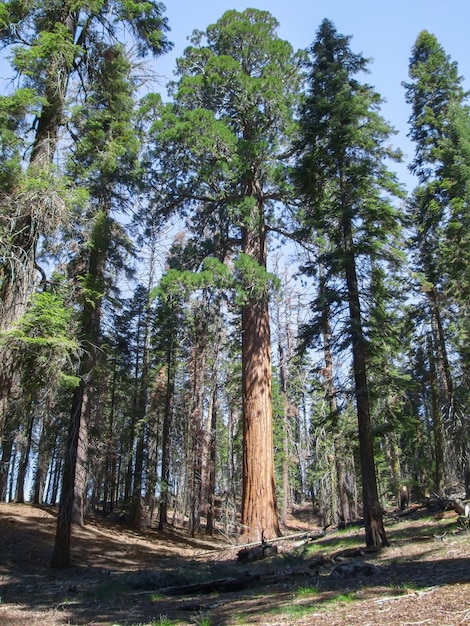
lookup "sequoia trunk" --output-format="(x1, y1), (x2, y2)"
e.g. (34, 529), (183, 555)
(240, 195), (280, 541)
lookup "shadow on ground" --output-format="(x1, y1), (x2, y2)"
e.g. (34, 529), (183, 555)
(1, 502), (469, 625)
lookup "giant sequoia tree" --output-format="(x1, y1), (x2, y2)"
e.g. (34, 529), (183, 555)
(152, 9), (302, 540)
(293, 19), (404, 547)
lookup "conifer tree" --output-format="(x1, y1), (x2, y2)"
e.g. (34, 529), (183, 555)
(151, 9), (303, 541)
(51, 43), (144, 568)
(293, 19), (405, 547)
(0, 0), (171, 442)
(404, 31), (470, 493)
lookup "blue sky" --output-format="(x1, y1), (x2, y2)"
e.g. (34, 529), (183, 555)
(154, 1), (470, 191)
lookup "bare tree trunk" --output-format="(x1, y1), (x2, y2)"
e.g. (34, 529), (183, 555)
(159, 356), (175, 531)
(130, 297), (151, 529)
(51, 383), (83, 567)
(205, 382), (218, 536)
(188, 333), (205, 537)
(15, 410), (35, 504)
(343, 218), (388, 548)
(427, 335), (445, 497)
(240, 195), (280, 541)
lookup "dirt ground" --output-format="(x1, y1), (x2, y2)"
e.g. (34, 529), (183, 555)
(0, 502), (469, 626)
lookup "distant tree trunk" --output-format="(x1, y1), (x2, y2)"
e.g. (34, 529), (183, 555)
(205, 381), (218, 536)
(188, 327), (205, 537)
(159, 352), (175, 531)
(48, 433), (64, 506)
(130, 298), (151, 529)
(240, 196), (280, 541)
(0, 434), (14, 502)
(319, 264), (351, 525)
(203, 315), (223, 536)
(15, 410), (35, 504)
(31, 417), (50, 504)
(278, 337), (290, 526)
(343, 218), (388, 548)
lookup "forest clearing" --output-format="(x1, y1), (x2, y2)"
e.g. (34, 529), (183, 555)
(1, 500), (469, 626)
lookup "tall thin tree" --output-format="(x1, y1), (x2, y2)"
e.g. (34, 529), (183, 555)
(293, 19), (404, 547)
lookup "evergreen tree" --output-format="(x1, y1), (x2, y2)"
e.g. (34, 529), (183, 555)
(51, 43), (144, 568)
(0, 0), (171, 441)
(404, 31), (470, 494)
(150, 9), (303, 541)
(293, 19), (405, 547)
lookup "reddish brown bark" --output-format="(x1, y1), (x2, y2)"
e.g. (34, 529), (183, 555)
(240, 195), (280, 542)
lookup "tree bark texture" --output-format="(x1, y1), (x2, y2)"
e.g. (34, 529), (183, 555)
(240, 196), (280, 541)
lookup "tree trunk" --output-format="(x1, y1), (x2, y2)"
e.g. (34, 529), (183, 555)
(15, 411), (35, 504)
(427, 335), (446, 496)
(0, 434), (14, 502)
(320, 263), (351, 525)
(240, 195), (280, 542)
(159, 353), (175, 531)
(51, 383), (83, 568)
(31, 417), (50, 505)
(188, 333), (205, 537)
(205, 382), (218, 536)
(130, 299), (151, 529)
(71, 388), (89, 526)
(343, 217), (388, 548)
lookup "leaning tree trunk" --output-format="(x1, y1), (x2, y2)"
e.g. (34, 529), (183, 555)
(343, 218), (388, 548)
(240, 194), (280, 542)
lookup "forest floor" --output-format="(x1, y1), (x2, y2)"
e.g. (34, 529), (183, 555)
(0, 501), (470, 626)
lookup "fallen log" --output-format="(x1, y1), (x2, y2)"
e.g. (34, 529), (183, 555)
(161, 574), (260, 596)
(161, 569), (313, 596)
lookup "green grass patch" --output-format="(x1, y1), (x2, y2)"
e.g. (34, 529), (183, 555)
(303, 533), (362, 556)
(295, 585), (320, 598)
(324, 592), (357, 605)
(272, 603), (322, 619)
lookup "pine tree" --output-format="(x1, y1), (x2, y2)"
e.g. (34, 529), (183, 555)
(404, 31), (470, 494)
(293, 19), (405, 547)
(51, 43), (145, 568)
